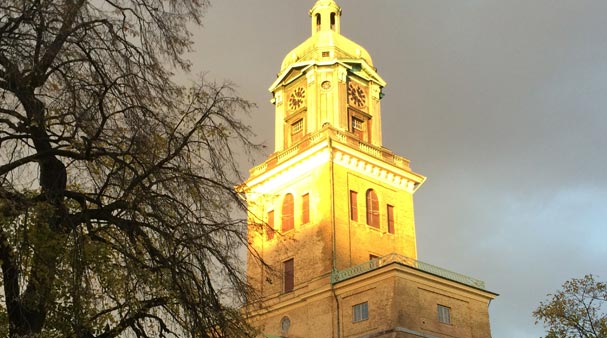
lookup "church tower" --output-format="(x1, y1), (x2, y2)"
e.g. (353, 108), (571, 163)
(244, 1), (497, 337)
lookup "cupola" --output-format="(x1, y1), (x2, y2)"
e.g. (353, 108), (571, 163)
(310, 0), (341, 34)
(276, 1), (379, 79)
(270, 0), (388, 152)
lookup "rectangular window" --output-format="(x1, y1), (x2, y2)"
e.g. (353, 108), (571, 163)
(292, 119), (303, 134)
(438, 305), (451, 324)
(352, 117), (364, 130)
(387, 205), (395, 234)
(350, 190), (358, 221)
(352, 302), (369, 322)
(282, 194), (294, 232)
(267, 210), (275, 240)
(352, 116), (364, 139)
(284, 259), (294, 293)
(291, 119), (304, 143)
(352, 116), (366, 140)
(366, 189), (380, 228)
(302, 193), (310, 224)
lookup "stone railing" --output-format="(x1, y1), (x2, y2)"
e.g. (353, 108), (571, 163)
(248, 126), (412, 176)
(358, 142), (382, 158)
(331, 253), (486, 290)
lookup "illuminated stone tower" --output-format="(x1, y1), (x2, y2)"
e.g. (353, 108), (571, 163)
(244, 1), (497, 337)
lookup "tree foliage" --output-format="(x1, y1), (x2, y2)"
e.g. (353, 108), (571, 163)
(0, 0), (258, 337)
(534, 274), (607, 338)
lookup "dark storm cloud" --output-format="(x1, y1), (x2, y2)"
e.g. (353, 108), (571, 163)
(188, 1), (607, 337)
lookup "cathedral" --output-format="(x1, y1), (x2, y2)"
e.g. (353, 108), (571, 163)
(242, 1), (497, 337)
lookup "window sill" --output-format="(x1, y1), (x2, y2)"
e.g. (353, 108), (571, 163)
(352, 318), (369, 324)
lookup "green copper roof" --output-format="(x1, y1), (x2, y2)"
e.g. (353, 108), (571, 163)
(331, 253), (487, 290)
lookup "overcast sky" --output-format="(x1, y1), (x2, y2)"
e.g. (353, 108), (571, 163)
(186, 1), (607, 337)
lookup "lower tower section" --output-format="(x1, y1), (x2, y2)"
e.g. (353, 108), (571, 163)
(243, 127), (496, 338)
(245, 125), (423, 300)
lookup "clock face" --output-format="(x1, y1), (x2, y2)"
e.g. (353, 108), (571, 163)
(288, 87), (306, 111)
(348, 82), (367, 108)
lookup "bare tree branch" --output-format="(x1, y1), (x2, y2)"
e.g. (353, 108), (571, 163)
(0, 0), (260, 337)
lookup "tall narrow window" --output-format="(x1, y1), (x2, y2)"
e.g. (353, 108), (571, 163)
(330, 12), (336, 30)
(350, 190), (358, 221)
(438, 305), (451, 324)
(352, 302), (368, 322)
(267, 210), (275, 240)
(282, 193), (294, 232)
(283, 259), (294, 293)
(316, 13), (321, 32)
(366, 189), (379, 228)
(387, 205), (395, 234)
(302, 193), (310, 224)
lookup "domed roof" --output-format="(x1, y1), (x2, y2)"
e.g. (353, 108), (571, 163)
(280, 32), (374, 72)
(279, 0), (375, 73)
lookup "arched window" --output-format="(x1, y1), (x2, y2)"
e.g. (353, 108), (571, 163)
(330, 12), (336, 30)
(282, 193), (294, 232)
(316, 13), (321, 32)
(366, 189), (379, 228)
